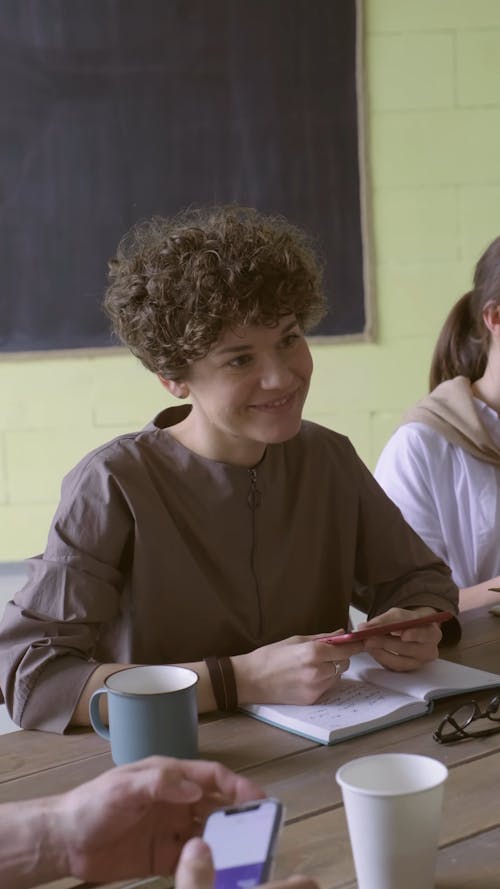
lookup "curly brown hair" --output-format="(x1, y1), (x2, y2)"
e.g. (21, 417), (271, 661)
(104, 205), (327, 379)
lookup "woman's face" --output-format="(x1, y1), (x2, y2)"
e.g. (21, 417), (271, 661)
(170, 315), (313, 465)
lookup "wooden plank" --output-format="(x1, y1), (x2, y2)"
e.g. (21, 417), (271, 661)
(435, 825), (500, 889)
(198, 711), (317, 770)
(0, 728), (109, 784)
(338, 826), (500, 889)
(2, 681), (498, 809)
(0, 711), (314, 783)
(30, 881), (81, 889)
(241, 703), (500, 820)
(455, 607), (500, 644)
(444, 638), (500, 673)
(5, 698), (500, 811)
(30, 875), (173, 889)
(439, 751), (500, 844)
(0, 753), (113, 802)
(293, 828), (500, 889)
(0, 712), (316, 801)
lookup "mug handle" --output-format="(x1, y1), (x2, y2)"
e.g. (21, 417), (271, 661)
(89, 687), (110, 740)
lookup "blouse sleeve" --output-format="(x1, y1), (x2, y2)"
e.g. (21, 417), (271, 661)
(348, 437), (460, 642)
(374, 424), (450, 567)
(0, 451), (133, 733)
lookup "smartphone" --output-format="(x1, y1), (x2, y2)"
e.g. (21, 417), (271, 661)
(203, 798), (283, 889)
(322, 610), (454, 645)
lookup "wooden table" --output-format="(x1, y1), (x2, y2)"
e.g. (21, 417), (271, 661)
(1, 606), (500, 889)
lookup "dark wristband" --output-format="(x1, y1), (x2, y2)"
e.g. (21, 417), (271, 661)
(204, 655), (238, 712)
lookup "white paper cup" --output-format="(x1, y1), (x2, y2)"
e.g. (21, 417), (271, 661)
(336, 753), (448, 889)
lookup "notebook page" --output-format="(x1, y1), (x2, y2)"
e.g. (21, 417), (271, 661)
(245, 676), (424, 741)
(346, 652), (500, 702)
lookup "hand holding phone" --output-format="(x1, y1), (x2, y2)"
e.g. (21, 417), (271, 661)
(322, 610), (454, 646)
(203, 798), (283, 889)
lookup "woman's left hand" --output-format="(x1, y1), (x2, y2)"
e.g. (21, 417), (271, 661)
(358, 607), (443, 671)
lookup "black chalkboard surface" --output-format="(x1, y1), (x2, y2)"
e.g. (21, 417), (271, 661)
(0, 0), (368, 353)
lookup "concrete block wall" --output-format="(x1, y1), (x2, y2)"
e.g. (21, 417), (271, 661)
(365, 0), (500, 460)
(1, 0), (500, 561)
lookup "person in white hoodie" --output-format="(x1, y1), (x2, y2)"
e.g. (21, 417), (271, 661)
(375, 236), (500, 612)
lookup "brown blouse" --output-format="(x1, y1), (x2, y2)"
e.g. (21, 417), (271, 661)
(0, 406), (459, 732)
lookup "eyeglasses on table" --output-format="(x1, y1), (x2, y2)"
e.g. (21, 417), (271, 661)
(433, 695), (500, 743)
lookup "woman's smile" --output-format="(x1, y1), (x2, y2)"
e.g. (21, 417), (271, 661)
(248, 388), (300, 412)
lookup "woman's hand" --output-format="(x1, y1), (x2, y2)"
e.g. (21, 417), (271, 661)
(233, 632), (364, 705)
(359, 607), (443, 671)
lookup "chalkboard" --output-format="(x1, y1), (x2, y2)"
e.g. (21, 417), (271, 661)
(0, 0), (369, 354)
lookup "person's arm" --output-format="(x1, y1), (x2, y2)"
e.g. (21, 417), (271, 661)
(347, 439), (460, 671)
(0, 793), (60, 889)
(0, 756), (263, 889)
(71, 660), (217, 725)
(376, 430), (500, 616)
(459, 575), (500, 611)
(0, 458), (136, 733)
(355, 455), (459, 618)
(72, 632), (363, 725)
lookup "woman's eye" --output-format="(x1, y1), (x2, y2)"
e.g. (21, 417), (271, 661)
(282, 333), (300, 348)
(227, 354), (252, 368)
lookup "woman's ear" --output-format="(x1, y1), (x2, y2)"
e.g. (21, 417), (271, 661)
(158, 376), (189, 399)
(482, 302), (500, 336)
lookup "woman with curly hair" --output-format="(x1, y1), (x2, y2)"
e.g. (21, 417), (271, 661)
(0, 206), (458, 732)
(375, 236), (500, 612)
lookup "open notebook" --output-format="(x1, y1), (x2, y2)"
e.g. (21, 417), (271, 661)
(240, 653), (500, 745)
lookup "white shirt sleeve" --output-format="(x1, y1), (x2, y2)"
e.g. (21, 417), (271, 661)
(374, 424), (450, 567)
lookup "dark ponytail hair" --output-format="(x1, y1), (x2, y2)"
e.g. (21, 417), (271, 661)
(429, 236), (500, 391)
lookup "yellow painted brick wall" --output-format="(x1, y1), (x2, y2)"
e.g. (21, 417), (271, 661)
(1, 0), (500, 560)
